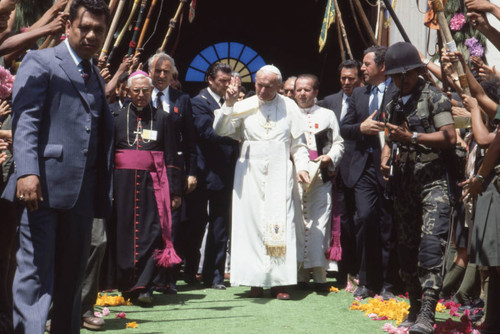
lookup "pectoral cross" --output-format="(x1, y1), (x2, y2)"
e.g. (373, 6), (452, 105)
(134, 121), (143, 138)
(264, 115), (273, 134)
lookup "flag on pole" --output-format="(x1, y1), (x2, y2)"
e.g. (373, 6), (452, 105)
(424, 0), (446, 29)
(384, 0), (397, 28)
(319, 0), (335, 52)
(188, 0), (196, 23)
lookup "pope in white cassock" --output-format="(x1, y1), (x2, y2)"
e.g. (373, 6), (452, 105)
(294, 75), (344, 290)
(213, 65), (310, 300)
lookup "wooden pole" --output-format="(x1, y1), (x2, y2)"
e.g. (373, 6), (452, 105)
(377, 4), (384, 45)
(39, 0), (73, 49)
(333, 0), (352, 59)
(352, 0), (377, 45)
(109, 0), (119, 17)
(431, 0), (470, 95)
(349, 0), (369, 47)
(159, 0), (188, 52)
(100, 0), (127, 59)
(127, 0), (148, 56)
(336, 16), (345, 62)
(108, 0), (141, 62)
(134, 0), (159, 55)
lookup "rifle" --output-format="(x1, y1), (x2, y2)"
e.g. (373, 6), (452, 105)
(384, 95), (406, 199)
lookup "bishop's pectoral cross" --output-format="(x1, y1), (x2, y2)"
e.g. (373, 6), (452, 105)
(264, 115), (273, 134)
(134, 121), (143, 138)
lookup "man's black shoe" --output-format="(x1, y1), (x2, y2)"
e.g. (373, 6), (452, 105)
(137, 290), (153, 304)
(314, 283), (331, 292)
(296, 282), (310, 290)
(380, 288), (395, 300)
(184, 274), (198, 285)
(458, 298), (484, 313)
(82, 316), (105, 330)
(353, 285), (372, 299)
(211, 284), (226, 290)
(469, 309), (484, 323)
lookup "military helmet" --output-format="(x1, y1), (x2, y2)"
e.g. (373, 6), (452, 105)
(384, 42), (424, 75)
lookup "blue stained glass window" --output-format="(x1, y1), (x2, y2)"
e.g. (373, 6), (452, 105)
(229, 42), (244, 59)
(185, 67), (206, 82)
(247, 56), (266, 74)
(239, 47), (258, 65)
(200, 47), (218, 64)
(190, 55), (210, 72)
(185, 42), (266, 83)
(214, 43), (228, 59)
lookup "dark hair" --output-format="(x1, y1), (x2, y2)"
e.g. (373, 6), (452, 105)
(296, 74), (320, 91)
(240, 86), (247, 94)
(245, 90), (256, 98)
(364, 45), (387, 66)
(207, 62), (232, 80)
(69, 0), (110, 24)
(338, 59), (362, 77)
(480, 78), (500, 104)
(117, 72), (129, 86)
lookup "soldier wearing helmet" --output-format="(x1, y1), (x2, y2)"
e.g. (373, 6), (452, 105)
(380, 42), (457, 334)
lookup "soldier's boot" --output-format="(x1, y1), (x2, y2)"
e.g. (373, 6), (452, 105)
(398, 294), (421, 328)
(409, 289), (438, 334)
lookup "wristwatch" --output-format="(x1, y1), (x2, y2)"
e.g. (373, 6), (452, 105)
(474, 174), (485, 183)
(410, 132), (418, 144)
(423, 58), (430, 66)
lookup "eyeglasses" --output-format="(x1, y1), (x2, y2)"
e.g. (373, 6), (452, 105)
(284, 89), (294, 94)
(131, 88), (151, 94)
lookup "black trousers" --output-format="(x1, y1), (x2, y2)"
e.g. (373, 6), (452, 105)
(182, 187), (232, 285)
(352, 157), (397, 292)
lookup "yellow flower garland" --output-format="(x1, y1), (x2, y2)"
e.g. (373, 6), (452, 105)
(95, 293), (132, 306)
(126, 321), (138, 328)
(351, 298), (409, 325)
(351, 298), (447, 325)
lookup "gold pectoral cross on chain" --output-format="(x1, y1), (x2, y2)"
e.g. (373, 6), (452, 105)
(132, 121), (143, 144)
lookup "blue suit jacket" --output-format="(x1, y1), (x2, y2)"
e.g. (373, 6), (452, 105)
(2, 43), (114, 217)
(340, 82), (398, 188)
(191, 88), (238, 191)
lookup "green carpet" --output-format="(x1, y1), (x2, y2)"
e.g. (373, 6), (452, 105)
(82, 280), (397, 334)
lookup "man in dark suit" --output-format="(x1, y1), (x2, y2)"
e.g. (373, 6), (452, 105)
(148, 52), (197, 292)
(340, 46), (398, 300)
(188, 63), (239, 289)
(1, 1), (113, 332)
(320, 59), (362, 287)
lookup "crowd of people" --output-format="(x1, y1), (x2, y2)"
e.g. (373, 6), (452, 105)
(0, 0), (500, 333)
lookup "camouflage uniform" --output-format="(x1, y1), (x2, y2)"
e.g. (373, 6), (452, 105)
(385, 78), (454, 297)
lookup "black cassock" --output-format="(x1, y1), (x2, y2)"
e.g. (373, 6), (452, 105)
(108, 102), (182, 294)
